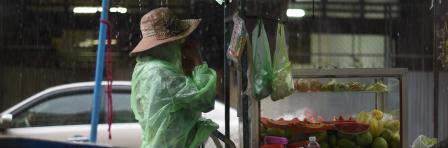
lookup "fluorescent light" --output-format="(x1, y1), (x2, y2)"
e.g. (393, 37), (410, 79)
(109, 7), (127, 13)
(79, 39), (117, 48)
(73, 7), (99, 14)
(287, 9), (306, 18)
(73, 6), (127, 14)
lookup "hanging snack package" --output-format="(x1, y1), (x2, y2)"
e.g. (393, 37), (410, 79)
(227, 12), (248, 63)
(271, 22), (294, 101)
(252, 19), (273, 100)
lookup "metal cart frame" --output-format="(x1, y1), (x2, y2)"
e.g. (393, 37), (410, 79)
(238, 68), (408, 148)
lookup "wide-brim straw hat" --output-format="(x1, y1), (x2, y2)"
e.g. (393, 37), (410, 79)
(130, 7), (200, 56)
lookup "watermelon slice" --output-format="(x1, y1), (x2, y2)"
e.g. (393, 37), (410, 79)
(335, 122), (370, 135)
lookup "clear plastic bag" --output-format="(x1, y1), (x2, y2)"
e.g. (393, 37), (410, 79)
(252, 19), (273, 100)
(271, 22), (294, 101)
(412, 135), (437, 148)
(227, 12), (248, 63)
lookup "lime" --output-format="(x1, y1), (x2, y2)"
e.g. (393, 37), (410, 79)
(329, 134), (337, 147)
(310, 131), (327, 142)
(372, 137), (388, 148)
(337, 139), (356, 148)
(320, 141), (329, 148)
(390, 134), (400, 148)
(266, 127), (285, 137)
(338, 132), (355, 140)
(356, 131), (373, 146)
(380, 129), (394, 142)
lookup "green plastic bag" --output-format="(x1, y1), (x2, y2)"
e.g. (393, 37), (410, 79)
(130, 46), (218, 148)
(271, 22), (294, 101)
(252, 19), (273, 100)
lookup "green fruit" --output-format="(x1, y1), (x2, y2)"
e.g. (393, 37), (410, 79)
(266, 127), (285, 137)
(369, 118), (385, 138)
(338, 132), (355, 140)
(384, 120), (400, 132)
(356, 111), (371, 124)
(289, 133), (307, 142)
(329, 135), (337, 147)
(337, 139), (356, 148)
(390, 134), (400, 148)
(310, 131), (328, 142)
(356, 131), (373, 146)
(320, 142), (329, 148)
(260, 124), (266, 133)
(285, 129), (294, 138)
(372, 137), (389, 148)
(381, 129), (394, 142)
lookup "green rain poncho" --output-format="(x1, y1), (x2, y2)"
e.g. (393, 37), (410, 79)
(130, 44), (218, 148)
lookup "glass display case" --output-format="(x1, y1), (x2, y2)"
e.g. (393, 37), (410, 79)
(252, 68), (408, 148)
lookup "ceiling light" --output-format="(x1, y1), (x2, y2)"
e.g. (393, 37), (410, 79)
(73, 7), (98, 14)
(73, 7), (127, 14)
(287, 9), (306, 18)
(109, 7), (127, 14)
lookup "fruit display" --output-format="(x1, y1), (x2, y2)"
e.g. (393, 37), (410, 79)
(295, 79), (310, 92)
(294, 79), (388, 92)
(334, 121), (370, 135)
(346, 82), (366, 91)
(294, 79), (321, 92)
(261, 110), (401, 148)
(320, 79), (337, 91)
(309, 79), (322, 92)
(366, 82), (388, 92)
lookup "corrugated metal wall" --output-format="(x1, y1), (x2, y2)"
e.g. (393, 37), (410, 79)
(439, 72), (448, 141)
(407, 72), (447, 143)
(406, 72), (434, 146)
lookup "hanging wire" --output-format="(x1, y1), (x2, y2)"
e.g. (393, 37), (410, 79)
(312, 0), (315, 19)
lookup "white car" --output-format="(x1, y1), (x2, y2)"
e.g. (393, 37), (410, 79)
(0, 81), (238, 147)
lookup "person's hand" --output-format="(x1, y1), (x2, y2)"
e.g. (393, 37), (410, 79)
(182, 42), (202, 75)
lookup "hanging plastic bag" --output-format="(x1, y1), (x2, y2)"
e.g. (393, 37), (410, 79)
(412, 135), (437, 148)
(252, 19), (273, 100)
(227, 12), (248, 63)
(271, 22), (294, 101)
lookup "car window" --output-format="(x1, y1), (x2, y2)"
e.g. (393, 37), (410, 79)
(12, 93), (94, 128)
(110, 92), (136, 123)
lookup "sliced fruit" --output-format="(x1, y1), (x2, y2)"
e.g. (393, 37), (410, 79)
(366, 82), (388, 92)
(335, 122), (370, 135)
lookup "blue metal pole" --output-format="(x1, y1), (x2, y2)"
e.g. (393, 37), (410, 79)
(90, 0), (110, 143)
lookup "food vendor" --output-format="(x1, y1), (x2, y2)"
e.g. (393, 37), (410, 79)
(129, 7), (218, 148)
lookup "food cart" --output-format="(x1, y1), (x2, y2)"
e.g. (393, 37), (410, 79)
(234, 65), (409, 148)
